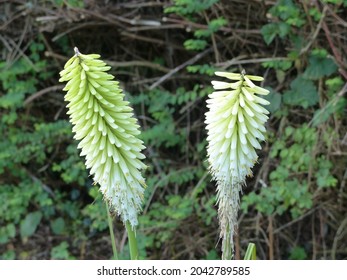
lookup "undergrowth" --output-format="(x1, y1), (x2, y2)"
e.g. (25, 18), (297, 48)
(0, 0), (346, 260)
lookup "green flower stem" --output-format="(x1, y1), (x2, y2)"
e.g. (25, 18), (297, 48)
(106, 202), (118, 260)
(244, 243), (256, 260)
(125, 221), (139, 260)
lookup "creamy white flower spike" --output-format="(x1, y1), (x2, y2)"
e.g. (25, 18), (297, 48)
(59, 47), (146, 228)
(205, 70), (270, 259)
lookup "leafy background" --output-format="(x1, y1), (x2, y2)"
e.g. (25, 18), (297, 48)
(0, 0), (346, 260)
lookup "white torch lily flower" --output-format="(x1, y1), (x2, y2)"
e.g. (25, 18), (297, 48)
(205, 70), (270, 259)
(59, 47), (146, 228)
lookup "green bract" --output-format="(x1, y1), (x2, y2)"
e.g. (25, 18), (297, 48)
(59, 48), (146, 228)
(205, 71), (270, 259)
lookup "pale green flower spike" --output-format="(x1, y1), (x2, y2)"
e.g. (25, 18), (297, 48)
(205, 70), (270, 259)
(59, 47), (147, 228)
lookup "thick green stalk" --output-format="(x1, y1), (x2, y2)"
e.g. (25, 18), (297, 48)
(106, 202), (118, 260)
(244, 243), (256, 260)
(125, 221), (139, 260)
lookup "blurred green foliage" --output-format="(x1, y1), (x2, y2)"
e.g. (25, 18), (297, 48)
(242, 124), (337, 218)
(0, 0), (346, 260)
(242, 0), (344, 236)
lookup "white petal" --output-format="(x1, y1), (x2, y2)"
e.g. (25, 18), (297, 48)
(244, 76), (256, 88)
(245, 74), (264, 81)
(215, 71), (241, 80)
(211, 81), (232, 89)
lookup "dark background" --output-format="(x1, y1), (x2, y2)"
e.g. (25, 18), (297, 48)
(0, 0), (346, 260)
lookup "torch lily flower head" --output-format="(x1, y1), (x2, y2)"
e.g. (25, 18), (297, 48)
(205, 70), (270, 259)
(59, 48), (147, 228)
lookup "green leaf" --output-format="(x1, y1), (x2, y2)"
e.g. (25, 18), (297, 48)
(0, 224), (16, 244)
(194, 29), (211, 38)
(283, 77), (318, 108)
(261, 23), (278, 45)
(205, 249), (219, 260)
(312, 98), (347, 126)
(194, 18), (227, 38)
(186, 64), (217, 76)
(289, 246), (307, 260)
(262, 60), (292, 71)
(263, 88), (282, 113)
(261, 22), (290, 45)
(309, 7), (322, 21)
(184, 39), (208, 51)
(277, 22), (291, 37)
(325, 77), (344, 94)
(276, 69), (286, 83)
(269, 0), (305, 27)
(1, 250), (16, 260)
(50, 217), (65, 235)
(208, 17), (228, 32)
(51, 241), (72, 259)
(20, 211), (42, 238)
(164, 0), (218, 16)
(303, 51), (337, 80)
